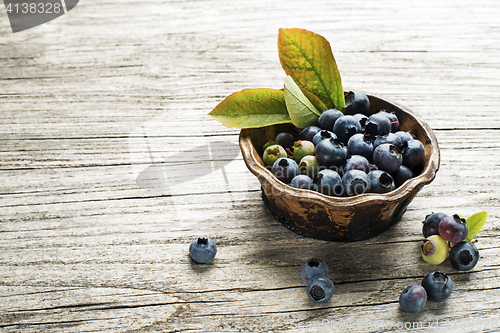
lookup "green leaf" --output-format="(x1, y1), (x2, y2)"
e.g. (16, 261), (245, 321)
(208, 89), (292, 128)
(464, 211), (488, 242)
(301, 88), (328, 113)
(278, 28), (345, 111)
(284, 76), (320, 128)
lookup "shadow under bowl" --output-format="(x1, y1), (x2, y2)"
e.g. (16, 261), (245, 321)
(239, 94), (440, 242)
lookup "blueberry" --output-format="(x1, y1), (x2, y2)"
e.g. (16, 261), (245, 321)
(449, 242), (479, 271)
(299, 126), (322, 142)
(422, 212), (447, 239)
(293, 140), (315, 163)
(300, 258), (329, 282)
(298, 155), (320, 179)
(402, 139), (425, 168)
(262, 144), (287, 166)
(421, 235), (449, 265)
(275, 132), (296, 150)
(262, 140), (279, 151)
(318, 108), (343, 130)
(421, 271), (453, 302)
(313, 169), (342, 196)
(438, 214), (468, 244)
(290, 174), (314, 190)
(315, 137), (347, 168)
(312, 130), (337, 146)
(377, 110), (399, 132)
(353, 113), (368, 131)
(365, 113), (392, 137)
(394, 131), (415, 145)
(373, 143), (402, 173)
(399, 284), (427, 313)
(341, 170), (370, 196)
(345, 155), (371, 173)
(372, 133), (403, 150)
(306, 276), (335, 303)
(271, 157), (299, 184)
(344, 91), (370, 115)
(368, 170), (395, 193)
(391, 165), (414, 187)
(332, 115), (362, 144)
(347, 133), (373, 160)
(189, 237), (217, 263)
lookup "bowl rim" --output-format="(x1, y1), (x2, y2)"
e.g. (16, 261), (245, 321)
(239, 93), (440, 206)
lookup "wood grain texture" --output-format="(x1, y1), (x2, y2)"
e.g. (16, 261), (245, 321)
(1, 0), (500, 331)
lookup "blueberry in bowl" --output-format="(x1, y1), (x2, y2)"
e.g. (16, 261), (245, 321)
(239, 93), (440, 241)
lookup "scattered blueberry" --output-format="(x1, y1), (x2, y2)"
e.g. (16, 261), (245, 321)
(306, 276), (335, 303)
(189, 237), (217, 263)
(421, 235), (449, 265)
(399, 284), (427, 313)
(421, 271), (453, 302)
(422, 212), (447, 239)
(300, 258), (329, 282)
(449, 241), (479, 271)
(438, 214), (468, 244)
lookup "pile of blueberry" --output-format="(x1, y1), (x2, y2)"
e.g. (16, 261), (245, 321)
(262, 91), (426, 196)
(399, 271), (453, 313)
(421, 213), (480, 271)
(300, 258), (334, 303)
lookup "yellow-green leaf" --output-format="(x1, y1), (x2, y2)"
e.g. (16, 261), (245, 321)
(284, 76), (320, 128)
(278, 28), (345, 111)
(208, 89), (292, 129)
(301, 88), (328, 112)
(464, 211), (488, 242)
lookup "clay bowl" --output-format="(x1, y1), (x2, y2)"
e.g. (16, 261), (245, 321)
(239, 93), (440, 242)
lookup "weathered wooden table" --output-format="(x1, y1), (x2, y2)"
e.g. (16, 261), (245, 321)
(1, 0), (500, 332)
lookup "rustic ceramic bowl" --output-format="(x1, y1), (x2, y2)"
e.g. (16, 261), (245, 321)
(239, 93), (440, 241)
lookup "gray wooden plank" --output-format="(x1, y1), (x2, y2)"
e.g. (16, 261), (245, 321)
(1, 0), (500, 331)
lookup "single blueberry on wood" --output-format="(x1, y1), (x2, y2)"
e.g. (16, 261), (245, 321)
(189, 237), (217, 263)
(421, 271), (453, 302)
(399, 284), (427, 313)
